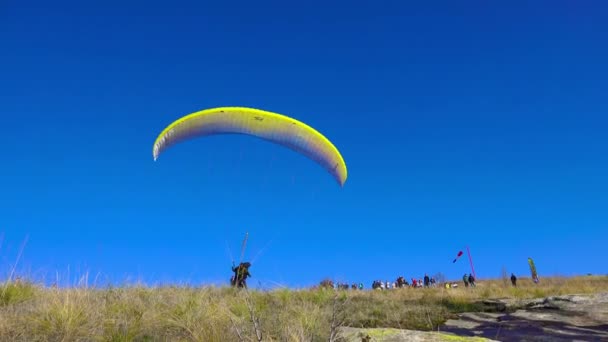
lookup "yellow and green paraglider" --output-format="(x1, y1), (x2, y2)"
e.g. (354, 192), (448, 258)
(152, 107), (348, 186)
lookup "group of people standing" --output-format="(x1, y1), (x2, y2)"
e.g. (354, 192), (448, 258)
(372, 274), (437, 290)
(329, 273), (482, 291)
(462, 273), (476, 287)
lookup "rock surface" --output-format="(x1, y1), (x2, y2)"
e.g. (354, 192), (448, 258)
(339, 327), (497, 342)
(338, 293), (608, 341)
(441, 293), (608, 342)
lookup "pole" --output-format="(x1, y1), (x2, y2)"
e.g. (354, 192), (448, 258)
(466, 245), (476, 279)
(234, 232), (249, 288)
(239, 232), (249, 263)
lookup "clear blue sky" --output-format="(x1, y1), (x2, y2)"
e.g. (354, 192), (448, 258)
(1, 0), (607, 288)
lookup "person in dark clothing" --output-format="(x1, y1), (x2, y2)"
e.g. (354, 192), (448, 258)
(231, 262), (251, 288)
(424, 274), (430, 287)
(468, 274), (476, 287)
(396, 276), (406, 288)
(462, 274), (469, 287)
(511, 273), (517, 287)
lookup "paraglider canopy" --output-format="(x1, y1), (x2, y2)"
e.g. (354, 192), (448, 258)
(152, 106), (348, 186)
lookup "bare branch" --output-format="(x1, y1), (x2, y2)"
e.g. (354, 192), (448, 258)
(329, 292), (349, 342)
(243, 289), (263, 342)
(229, 315), (246, 342)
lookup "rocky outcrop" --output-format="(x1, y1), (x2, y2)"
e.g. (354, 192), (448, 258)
(339, 327), (498, 342)
(441, 293), (608, 342)
(338, 293), (608, 341)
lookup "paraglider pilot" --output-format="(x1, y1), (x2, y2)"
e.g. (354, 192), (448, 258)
(231, 262), (252, 288)
(511, 273), (517, 287)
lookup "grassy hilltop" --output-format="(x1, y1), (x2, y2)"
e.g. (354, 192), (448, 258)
(0, 275), (606, 341)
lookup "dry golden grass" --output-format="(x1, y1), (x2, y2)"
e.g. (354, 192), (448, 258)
(0, 276), (605, 341)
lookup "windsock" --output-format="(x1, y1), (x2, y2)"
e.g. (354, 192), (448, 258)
(528, 257), (538, 281)
(453, 251), (464, 263)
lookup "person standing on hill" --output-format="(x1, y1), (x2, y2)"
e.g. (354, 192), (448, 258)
(468, 274), (476, 287)
(424, 274), (430, 287)
(511, 273), (517, 287)
(231, 262), (252, 288)
(463, 273), (469, 287)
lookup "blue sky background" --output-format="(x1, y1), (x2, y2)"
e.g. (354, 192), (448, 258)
(1, 0), (607, 288)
